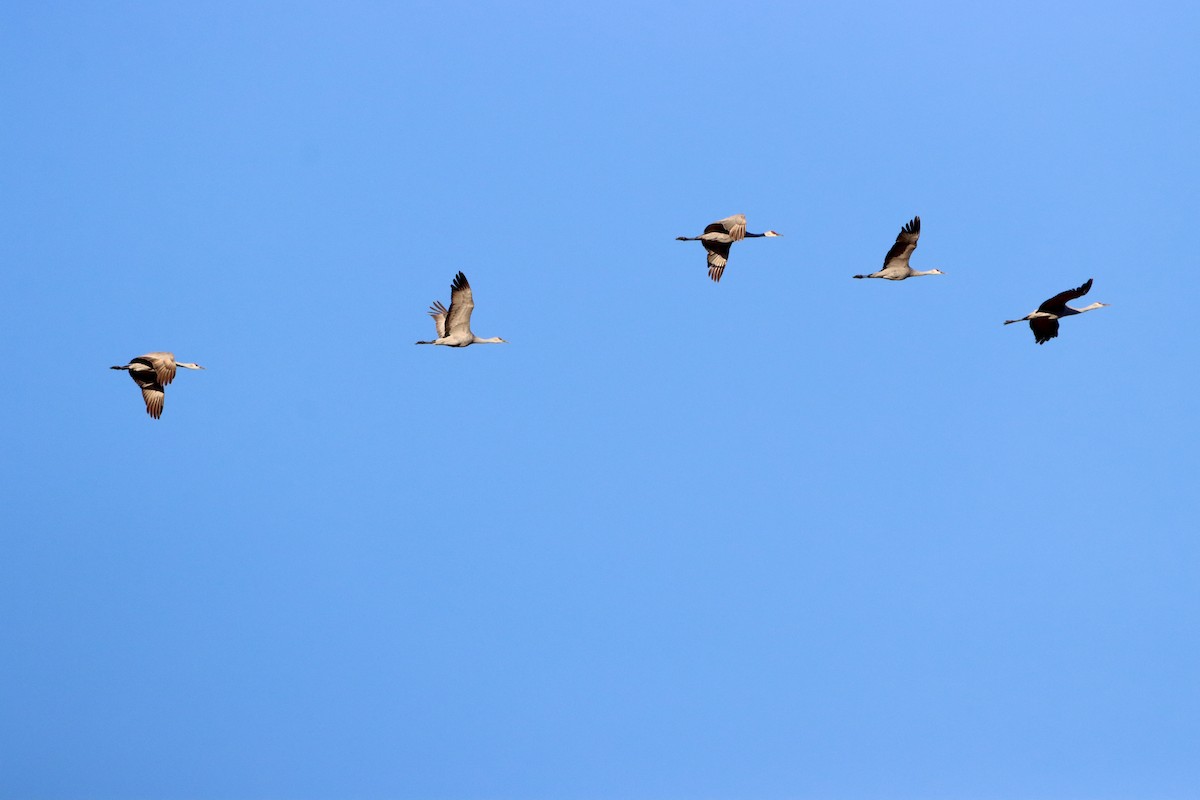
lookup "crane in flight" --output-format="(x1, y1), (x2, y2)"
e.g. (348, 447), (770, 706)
(111, 352), (205, 419)
(676, 213), (781, 283)
(1004, 278), (1109, 344)
(853, 216), (944, 280)
(416, 271), (507, 347)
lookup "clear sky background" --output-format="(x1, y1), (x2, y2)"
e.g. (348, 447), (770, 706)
(2, 2), (1198, 798)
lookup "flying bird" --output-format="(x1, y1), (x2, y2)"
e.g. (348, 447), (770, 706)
(416, 271), (507, 347)
(676, 213), (781, 283)
(853, 216), (944, 280)
(110, 352), (205, 419)
(1004, 278), (1109, 344)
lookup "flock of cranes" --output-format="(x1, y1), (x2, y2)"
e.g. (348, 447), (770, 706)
(111, 214), (1110, 418)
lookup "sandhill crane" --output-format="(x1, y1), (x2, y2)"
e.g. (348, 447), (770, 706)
(676, 213), (781, 283)
(110, 352), (205, 419)
(1004, 278), (1109, 344)
(415, 271), (507, 347)
(853, 216), (944, 280)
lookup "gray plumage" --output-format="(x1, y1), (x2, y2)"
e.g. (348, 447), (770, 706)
(110, 351), (205, 419)
(676, 213), (781, 283)
(416, 271), (507, 347)
(853, 216), (944, 280)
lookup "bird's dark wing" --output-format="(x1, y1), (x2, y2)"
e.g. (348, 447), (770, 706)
(128, 368), (165, 418)
(1037, 278), (1093, 314)
(882, 216), (920, 269)
(707, 214), (746, 242)
(705, 240), (733, 282)
(445, 271), (475, 337)
(131, 353), (176, 388)
(1030, 317), (1060, 345)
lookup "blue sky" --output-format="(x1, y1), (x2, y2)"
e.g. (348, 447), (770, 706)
(2, 2), (1198, 797)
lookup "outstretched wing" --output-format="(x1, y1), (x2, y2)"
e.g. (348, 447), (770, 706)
(704, 240), (733, 282)
(707, 213), (746, 243)
(1038, 278), (1093, 314)
(445, 271), (475, 338)
(428, 300), (449, 339)
(1030, 317), (1060, 345)
(882, 216), (920, 269)
(135, 352), (177, 388)
(127, 367), (165, 419)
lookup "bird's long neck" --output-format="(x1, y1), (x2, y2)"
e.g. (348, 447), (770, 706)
(472, 336), (505, 344)
(911, 269), (940, 277)
(1070, 302), (1106, 315)
(745, 232), (765, 238)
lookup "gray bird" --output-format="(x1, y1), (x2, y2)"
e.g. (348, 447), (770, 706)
(676, 213), (781, 283)
(1004, 278), (1109, 344)
(111, 352), (205, 419)
(853, 216), (944, 280)
(416, 271), (507, 347)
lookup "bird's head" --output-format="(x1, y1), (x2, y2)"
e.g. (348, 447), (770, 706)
(179, 362), (206, 370)
(764, 230), (782, 237)
(930, 269), (945, 275)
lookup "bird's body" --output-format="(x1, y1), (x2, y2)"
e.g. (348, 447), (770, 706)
(1004, 278), (1109, 344)
(676, 213), (781, 283)
(853, 216), (944, 280)
(110, 351), (205, 418)
(416, 271), (507, 347)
